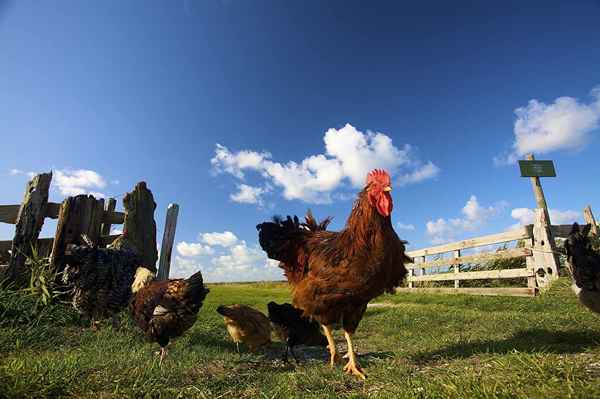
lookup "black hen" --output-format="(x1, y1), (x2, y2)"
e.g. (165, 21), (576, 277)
(564, 223), (600, 314)
(267, 301), (328, 362)
(63, 239), (138, 329)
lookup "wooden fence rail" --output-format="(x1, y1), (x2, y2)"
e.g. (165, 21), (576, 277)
(406, 226), (533, 258)
(1, 172), (179, 285)
(405, 248), (533, 270)
(402, 205), (597, 297)
(0, 203), (125, 225)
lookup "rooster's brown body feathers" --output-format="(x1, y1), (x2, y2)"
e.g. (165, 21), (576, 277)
(257, 190), (410, 332)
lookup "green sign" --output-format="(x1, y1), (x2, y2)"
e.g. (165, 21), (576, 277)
(518, 160), (556, 177)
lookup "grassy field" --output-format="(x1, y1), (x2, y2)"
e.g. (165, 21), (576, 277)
(1, 278), (600, 398)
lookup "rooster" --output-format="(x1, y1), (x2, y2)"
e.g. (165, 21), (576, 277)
(257, 169), (410, 379)
(130, 268), (209, 363)
(268, 301), (328, 362)
(564, 223), (600, 314)
(216, 304), (272, 352)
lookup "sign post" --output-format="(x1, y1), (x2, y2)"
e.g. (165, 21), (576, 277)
(519, 154), (560, 282)
(518, 154), (555, 225)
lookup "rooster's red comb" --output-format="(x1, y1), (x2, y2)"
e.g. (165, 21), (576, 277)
(366, 169), (391, 185)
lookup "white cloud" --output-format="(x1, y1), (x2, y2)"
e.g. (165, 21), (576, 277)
(426, 195), (507, 244)
(170, 238), (284, 282)
(497, 86), (600, 164)
(230, 184), (267, 205)
(8, 169), (35, 178)
(322, 124), (410, 187)
(176, 241), (214, 257)
(110, 227), (123, 235)
(509, 207), (580, 230)
(200, 231), (238, 247)
(397, 161), (440, 186)
(171, 256), (208, 279)
(9, 168), (111, 198)
(262, 155), (343, 203)
(396, 222), (415, 231)
(54, 169), (107, 197)
(211, 123), (439, 204)
(211, 144), (270, 179)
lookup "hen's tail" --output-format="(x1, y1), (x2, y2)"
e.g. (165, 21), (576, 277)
(185, 270), (210, 303)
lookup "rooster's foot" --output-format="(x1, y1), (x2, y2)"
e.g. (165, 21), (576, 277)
(343, 359), (366, 380)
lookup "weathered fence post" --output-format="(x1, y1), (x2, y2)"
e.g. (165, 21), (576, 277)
(123, 182), (158, 272)
(51, 195), (105, 274)
(453, 250), (460, 289)
(419, 256), (426, 287)
(531, 208), (560, 288)
(157, 203), (179, 281)
(583, 205), (598, 236)
(5, 172), (52, 286)
(101, 198), (117, 238)
(524, 237), (537, 293)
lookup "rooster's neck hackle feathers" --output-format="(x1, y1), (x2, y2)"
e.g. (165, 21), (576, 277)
(339, 189), (392, 251)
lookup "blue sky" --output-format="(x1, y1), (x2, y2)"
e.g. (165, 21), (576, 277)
(1, 1), (599, 281)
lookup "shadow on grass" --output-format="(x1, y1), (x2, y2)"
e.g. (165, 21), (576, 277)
(363, 307), (390, 318)
(414, 328), (600, 363)
(354, 351), (396, 368)
(186, 329), (232, 350)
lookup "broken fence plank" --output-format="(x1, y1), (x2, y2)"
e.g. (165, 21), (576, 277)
(5, 172), (52, 286)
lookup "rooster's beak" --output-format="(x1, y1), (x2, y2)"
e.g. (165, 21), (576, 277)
(383, 186), (392, 192)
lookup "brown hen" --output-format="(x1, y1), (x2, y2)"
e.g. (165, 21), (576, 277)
(130, 268), (209, 363)
(216, 304), (272, 352)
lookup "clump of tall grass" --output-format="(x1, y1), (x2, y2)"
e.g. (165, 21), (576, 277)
(0, 247), (79, 351)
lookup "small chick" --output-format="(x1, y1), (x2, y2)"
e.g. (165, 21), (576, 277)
(216, 304), (272, 352)
(267, 301), (328, 362)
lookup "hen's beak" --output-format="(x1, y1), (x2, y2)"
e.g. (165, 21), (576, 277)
(383, 186), (392, 192)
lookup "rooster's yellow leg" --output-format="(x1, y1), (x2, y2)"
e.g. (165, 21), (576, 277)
(322, 325), (340, 367)
(343, 331), (366, 380)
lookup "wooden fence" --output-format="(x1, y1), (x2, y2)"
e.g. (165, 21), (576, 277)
(399, 205), (598, 297)
(0, 172), (179, 285)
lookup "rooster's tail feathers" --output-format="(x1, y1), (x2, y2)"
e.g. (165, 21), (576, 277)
(303, 210), (332, 232)
(256, 215), (304, 262)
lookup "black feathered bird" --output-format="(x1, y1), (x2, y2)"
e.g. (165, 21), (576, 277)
(63, 235), (139, 329)
(564, 223), (600, 315)
(267, 301), (328, 362)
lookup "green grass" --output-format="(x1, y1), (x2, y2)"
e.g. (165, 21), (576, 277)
(1, 278), (600, 398)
